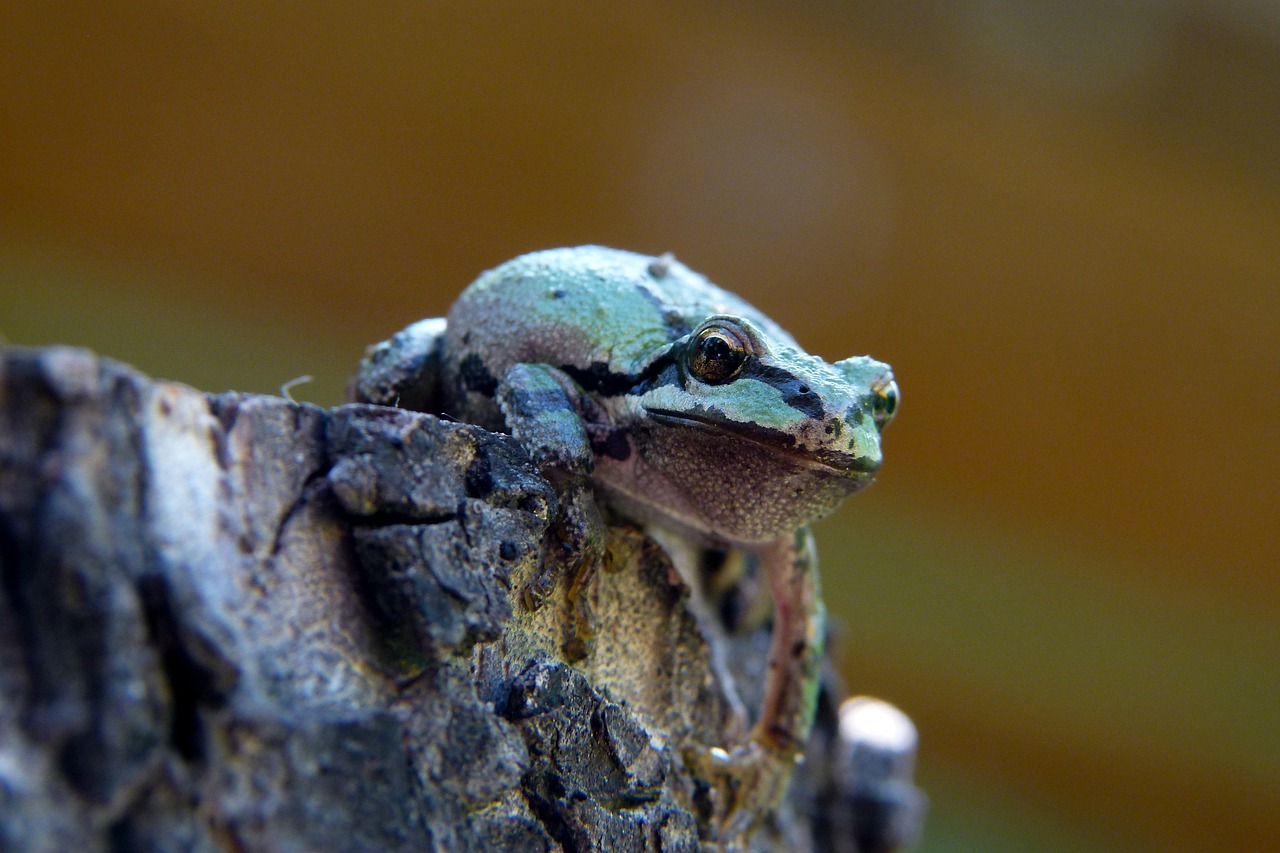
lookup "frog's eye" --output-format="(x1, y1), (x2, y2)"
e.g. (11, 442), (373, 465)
(688, 326), (747, 384)
(871, 378), (899, 429)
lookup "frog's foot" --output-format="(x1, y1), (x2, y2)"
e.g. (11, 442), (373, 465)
(560, 550), (600, 661)
(518, 519), (576, 612)
(698, 738), (799, 846)
(518, 534), (598, 661)
(518, 551), (565, 611)
(518, 480), (607, 661)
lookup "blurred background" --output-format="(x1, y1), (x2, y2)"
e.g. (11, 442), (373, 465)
(2, 2), (1276, 850)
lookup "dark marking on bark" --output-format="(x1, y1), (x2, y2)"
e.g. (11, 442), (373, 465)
(138, 575), (225, 763)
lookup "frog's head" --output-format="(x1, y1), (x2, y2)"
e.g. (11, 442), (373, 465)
(624, 314), (898, 543)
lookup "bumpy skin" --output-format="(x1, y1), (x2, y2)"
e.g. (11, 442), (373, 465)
(438, 246), (898, 844)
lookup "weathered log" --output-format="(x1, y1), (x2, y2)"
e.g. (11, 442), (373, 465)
(0, 345), (911, 852)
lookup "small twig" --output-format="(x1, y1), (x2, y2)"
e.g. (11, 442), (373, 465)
(280, 374), (313, 402)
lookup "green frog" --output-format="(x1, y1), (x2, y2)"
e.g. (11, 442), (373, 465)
(359, 245), (899, 845)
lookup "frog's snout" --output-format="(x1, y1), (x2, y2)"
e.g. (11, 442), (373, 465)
(842, 407), (884, 473)
(808, 403), (881, 477)
(833, 355), (898, 432)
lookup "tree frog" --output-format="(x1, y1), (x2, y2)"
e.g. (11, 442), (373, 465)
(370, 246), (899, 843)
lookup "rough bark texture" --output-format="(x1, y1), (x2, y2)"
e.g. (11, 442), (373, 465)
(0, 346), (871, 852)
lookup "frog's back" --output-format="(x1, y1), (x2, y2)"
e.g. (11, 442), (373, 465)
(442, 246), (792, 424)
(446, 247), (672, 375)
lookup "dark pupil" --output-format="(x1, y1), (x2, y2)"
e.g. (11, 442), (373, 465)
(701, 335), (732, 362)
(692, 331), (744, 383)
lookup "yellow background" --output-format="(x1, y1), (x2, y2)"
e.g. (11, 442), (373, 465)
(3, 3), (1276, 850)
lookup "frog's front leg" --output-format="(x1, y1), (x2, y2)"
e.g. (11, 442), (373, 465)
(716, 527), (825, 843)
(496, 363), (608, 656)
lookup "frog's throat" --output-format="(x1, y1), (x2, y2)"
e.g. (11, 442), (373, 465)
(642, 408), (878, 478)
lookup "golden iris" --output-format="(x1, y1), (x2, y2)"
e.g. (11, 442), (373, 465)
(689, 326), (747, 384)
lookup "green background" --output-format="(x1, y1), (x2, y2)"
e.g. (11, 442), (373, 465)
(3, 3), (1276, 850)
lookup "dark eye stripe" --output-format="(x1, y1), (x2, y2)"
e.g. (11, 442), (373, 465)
(559, 352), (677, 398)
(745, 360), (826, 419)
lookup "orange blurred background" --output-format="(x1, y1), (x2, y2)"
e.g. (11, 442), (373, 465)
(2, 3), (1276, 850)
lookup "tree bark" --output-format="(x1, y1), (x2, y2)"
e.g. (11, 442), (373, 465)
(0, 345), (890, 852)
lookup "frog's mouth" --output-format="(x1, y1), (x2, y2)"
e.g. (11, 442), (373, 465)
(643, 408), (878, 478)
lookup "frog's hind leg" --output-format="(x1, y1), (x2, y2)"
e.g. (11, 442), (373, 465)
(349, 317), (447, 411)
(755, 529), (824, 755)
(714, 529), (826, 843)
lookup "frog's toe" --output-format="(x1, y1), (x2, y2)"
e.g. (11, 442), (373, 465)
(697, 740), (795, 845)
(519, 558), (561, 611)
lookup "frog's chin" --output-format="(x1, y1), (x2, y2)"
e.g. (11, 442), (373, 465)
(642, 408), (877, 480)
(610, 410), (878, 543)
(594, 449), (869, 546)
